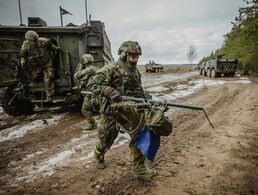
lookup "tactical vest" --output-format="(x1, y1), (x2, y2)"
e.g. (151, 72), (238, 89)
(112, 60), (144, 98)
(25, 39), (51, 66)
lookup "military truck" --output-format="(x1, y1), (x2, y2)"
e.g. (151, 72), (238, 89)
(199, 58), (238, 78)
(0, 17), (113, 116)
(145, 60), (163, 73)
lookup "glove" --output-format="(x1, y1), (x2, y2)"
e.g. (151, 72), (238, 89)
(103, 86), (122, 102)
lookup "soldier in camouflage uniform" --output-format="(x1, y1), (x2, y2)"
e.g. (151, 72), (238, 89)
(20, 30), (58, 101)
(74, 54), (98, 130)
(87, 41), (172, 180)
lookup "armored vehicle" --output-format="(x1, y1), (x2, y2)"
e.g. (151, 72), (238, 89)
(0, 17), (113, 116)
(199, 58), (238, 78)
(145, 60), (163, 73)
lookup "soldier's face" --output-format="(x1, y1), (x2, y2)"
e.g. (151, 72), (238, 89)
(128, 53), (140, 67)
(28, 38), (37, 48)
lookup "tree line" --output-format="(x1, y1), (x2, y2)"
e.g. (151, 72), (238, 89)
(199, 0), (258, 76)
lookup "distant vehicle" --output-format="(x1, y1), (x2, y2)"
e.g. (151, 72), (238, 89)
(145, 60), (163, 73)
(0, 17), (113, 116)
(199, 58), (238, 78)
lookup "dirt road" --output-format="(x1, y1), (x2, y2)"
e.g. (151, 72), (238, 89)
(0, 73), (257, 195)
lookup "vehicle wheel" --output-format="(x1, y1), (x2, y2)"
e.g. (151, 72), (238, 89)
(201, 69), (205, 76)
(211, 69), (216, 78)
(2, 87), (34, 116)
(207, 69), (211, 77)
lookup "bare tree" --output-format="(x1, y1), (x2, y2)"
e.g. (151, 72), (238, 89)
(187, 45), (197, 64)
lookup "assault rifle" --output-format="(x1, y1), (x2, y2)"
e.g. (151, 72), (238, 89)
(81, 91), (214, 128)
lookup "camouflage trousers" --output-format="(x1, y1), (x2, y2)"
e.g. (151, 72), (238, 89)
(81, 95), (101, 117)
(43, 66), (55, 97)
(31, 60), (55, 97)
(81, 96), (94, 118)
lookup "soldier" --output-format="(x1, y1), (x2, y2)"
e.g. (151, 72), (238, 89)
(87, 41), (172, 180)
(74, 54), (98, 130)
(20, 30), (58, 101)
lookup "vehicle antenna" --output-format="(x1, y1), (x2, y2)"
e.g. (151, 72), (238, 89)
(85, 0), (88, 24)
(18, 0), (23, 25)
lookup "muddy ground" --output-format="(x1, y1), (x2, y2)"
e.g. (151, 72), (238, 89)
(0, 71), (257, 195)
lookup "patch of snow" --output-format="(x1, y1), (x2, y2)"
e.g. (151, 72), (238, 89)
(233, 80), (251, 84)
(17, 150), (74, 182)
(16, 130), (96, 182)
(152, 77), (251, 101)
(0, 114), (65, 143)
(80, 151), (94, 163)
(22, 149), (48, 161)
(143, 72), (198, 88)
(147, 86), (169, 92)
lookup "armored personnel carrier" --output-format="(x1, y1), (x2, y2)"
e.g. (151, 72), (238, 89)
(199, 58), (238, 78)
(0, 17), (113, 116)
(145, 60), (163, 73)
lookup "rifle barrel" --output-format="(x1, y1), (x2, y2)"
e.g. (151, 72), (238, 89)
(123, 96), (204, 111)
(81, 90), (214, 128)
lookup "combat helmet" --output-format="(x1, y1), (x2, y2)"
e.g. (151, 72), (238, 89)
(25, 30), (39, 40)
(81, 54), (94, 64)
(118, 41), (142, 55)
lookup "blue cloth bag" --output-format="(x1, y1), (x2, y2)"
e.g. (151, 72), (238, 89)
(133, 125), (160, 161)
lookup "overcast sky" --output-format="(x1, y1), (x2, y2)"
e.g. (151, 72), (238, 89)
(0, 0), (246, 64)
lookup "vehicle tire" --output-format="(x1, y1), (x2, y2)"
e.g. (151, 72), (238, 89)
(2, 87), (34, 116)
(211, 69), (216, 78)
(207, 69), (211, 77)
(201, 69), (205, 76)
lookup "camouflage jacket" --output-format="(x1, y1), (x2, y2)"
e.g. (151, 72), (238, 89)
(87, 58), (144, 98)
(74, 63), (98, 88)
(20, 38), (58, 66)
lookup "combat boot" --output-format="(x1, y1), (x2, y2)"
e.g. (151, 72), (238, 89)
(133, 161), (155, 181)
(83, 117), (97, 131)
(94, 147), (106, 169)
